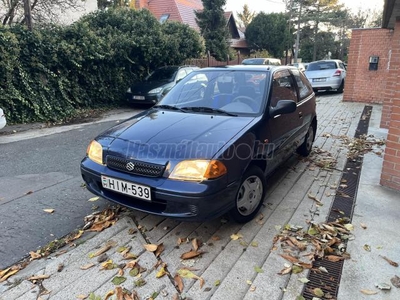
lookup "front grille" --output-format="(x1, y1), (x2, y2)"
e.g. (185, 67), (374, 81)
(106, 156), (165, 177)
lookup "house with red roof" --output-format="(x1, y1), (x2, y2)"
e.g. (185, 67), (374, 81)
(134, 0), (249, 55)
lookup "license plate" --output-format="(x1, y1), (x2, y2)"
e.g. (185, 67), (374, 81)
(133, 95), (145, 100)
(313, 78), (326, 82)
(101, 175), (151, 201)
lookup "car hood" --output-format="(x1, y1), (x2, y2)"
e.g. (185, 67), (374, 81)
(130, 80), (172, 94)
(101, 109), (255, 162)
(305, 69), (338, 79)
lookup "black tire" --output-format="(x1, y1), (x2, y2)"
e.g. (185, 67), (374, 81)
(297, 123), (315, 157)
(337, 80), (344, 93)
(229, 165), (266, 223)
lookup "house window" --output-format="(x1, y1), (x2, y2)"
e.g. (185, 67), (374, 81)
(159, 14), (170, 24)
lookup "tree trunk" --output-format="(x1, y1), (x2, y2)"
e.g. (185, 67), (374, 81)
(312, 5), (320, 61)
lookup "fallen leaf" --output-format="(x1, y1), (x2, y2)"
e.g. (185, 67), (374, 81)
(180, 250), (204, 260)
(156, 266), (168, 278)
(76, 295), (87, 299)
(249, 285), (256, 292)
(28, 274), (50, 281)
(43, 209), (55, 214)
(313, 288), (324, 297)
(254, 266), (264, 273)
(251, 241), (258, 247)
(246, 280), (252, 285)
(88, 197), (100, 202)
(292, 265), (303, 274)
(280, 254), (299, 264)
(211, 235), (221, 241)
(390, 275), (400, 288)
(155, 243), (165, 257)
(230, 233), (243, 241)
(326, 255), (345, 262)
(0, 269), (18, 282)
(360, 223), (367, 229)
(143, 244), (158, 252)
(111, 276), (126, 285)
(298, 278), (310, 284)
(379, 255), (399, 267)
(90, 243), (112, 258)
(104, 290), (115, 300)
(29, 251), (42, 261)
(177, 269), (204, 288)
(360, 289), (378, 295)
(174, 274), (184, 292)
(115, 287), (124, 300)
(134, 278), (146, 287)
(363, 244), (371, 252)
(129, 267), (139, 277)
(192, 238), (199, 251)
(319, 266), (328, 273)
(296, 296), (306, 300)
(80, 263), (95, 270)
(307, 192), (322, 203)
(278, 266), (292, 275)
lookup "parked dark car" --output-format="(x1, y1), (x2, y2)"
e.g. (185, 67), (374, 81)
(126, 65), (200, 105)
(81, 65), (317, 223)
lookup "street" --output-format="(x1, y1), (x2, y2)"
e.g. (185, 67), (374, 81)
(0, 116), (132, 269)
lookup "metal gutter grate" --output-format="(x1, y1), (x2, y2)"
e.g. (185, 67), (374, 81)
(302, 105), (373, 299)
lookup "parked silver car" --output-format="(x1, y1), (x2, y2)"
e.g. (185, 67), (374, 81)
(0, 108), (6, 130)
(304, 59), (346, 93)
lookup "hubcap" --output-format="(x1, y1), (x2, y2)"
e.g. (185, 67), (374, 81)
(236, 175), (263, 216)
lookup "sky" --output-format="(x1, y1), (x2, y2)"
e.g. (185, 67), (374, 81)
(225, 0), (385, 15)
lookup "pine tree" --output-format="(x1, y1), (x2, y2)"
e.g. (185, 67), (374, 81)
(237, 4), (256, 28)
(195, 0), (230, 61)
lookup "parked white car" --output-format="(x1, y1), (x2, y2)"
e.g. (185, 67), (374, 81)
(0, 108), (6, 130)
(304, 59), (346, 93)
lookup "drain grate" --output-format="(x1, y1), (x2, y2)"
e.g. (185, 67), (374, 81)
(302, 106), (373, 299)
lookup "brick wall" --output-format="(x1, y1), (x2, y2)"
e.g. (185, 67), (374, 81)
(381, 19), (400, 191)
(343, 28), (392, 106)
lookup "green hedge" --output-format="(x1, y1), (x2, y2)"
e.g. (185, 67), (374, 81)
(0, 8), (204, 124)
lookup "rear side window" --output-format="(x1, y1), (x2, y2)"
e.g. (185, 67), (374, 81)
(291, 69), (312, 99)
(270, 70), (298, 107)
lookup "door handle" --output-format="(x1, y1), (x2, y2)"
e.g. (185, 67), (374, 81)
(298, 111), (303, 118)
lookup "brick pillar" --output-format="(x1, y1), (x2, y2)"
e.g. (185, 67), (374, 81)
(381, 18), (400, 190)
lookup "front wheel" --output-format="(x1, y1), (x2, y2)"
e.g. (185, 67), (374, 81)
(229, 166), (266, 223)
(297, 124), (315, 157)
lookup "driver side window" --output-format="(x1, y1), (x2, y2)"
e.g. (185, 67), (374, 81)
(270, 73), (297, 107)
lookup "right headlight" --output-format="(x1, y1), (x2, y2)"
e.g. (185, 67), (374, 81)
(169, 160), (227, 181)
(149, 87), (163, 94)
(86, 140), (104, 165)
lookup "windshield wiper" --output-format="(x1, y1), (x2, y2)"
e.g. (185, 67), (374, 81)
(153, 104), (187, 113)
(181, 106), (237, 116)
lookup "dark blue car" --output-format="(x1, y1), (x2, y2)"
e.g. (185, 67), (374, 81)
(81, 65), (317, 223)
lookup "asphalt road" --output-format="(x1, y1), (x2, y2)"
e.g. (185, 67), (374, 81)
(0, 115), (135, 269)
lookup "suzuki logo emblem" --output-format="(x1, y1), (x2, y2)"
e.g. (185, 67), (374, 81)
(126, 162), (135, 171)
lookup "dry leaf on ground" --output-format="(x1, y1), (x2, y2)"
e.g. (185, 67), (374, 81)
(360, 289), (378, 295)
(390, 275), (400, 288)
(174, 274), (184, 292)
(28, 274), (50, 281)
(43, 209), (55, 213)
(379, 255), (399, 267)
(180, 250), (204, 260)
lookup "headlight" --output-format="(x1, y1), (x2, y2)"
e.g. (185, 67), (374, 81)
(86, 140), (104, 165)
(148, 87), (163, 94)
(169, 160), (227, 181)
(127, 87), (131, 93)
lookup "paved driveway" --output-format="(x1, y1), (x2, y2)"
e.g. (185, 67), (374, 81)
(3, 93), (395, 300)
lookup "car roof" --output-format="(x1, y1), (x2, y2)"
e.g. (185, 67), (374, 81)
(194, 65), (296, 72)
(309, 59), (342, 64)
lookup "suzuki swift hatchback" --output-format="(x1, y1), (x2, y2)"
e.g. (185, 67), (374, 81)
(81, 65), (317, 223)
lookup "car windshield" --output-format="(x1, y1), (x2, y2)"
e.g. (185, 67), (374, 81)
(146, 67), (177, 82)
(242, 58), (266, 65)
(307, 61), (337, 71)
(158, 69), (269, 116)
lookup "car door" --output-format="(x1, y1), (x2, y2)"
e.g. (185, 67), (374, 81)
(261, 69), (302, 174)
(291, 68), (316, 144)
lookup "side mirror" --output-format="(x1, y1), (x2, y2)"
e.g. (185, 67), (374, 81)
(269, 100), (296, 117)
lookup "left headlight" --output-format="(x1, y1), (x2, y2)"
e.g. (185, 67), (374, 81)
(169, 160), (227, 181)
(86, 140), (104, 165)
(148, 87), (163, 94)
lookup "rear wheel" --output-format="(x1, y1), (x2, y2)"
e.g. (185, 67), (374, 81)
(297, 124), (315, 157)
(337, 80), (344, 93)
(229, 166), (266, 223)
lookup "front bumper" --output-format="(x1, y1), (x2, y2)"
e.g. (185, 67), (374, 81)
(80, 158), (240, 221)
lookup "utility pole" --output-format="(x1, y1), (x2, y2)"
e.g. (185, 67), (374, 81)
(294, 0), (302, 63)
(23, 0), (33, 30)
(285, 0), (293, 65)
